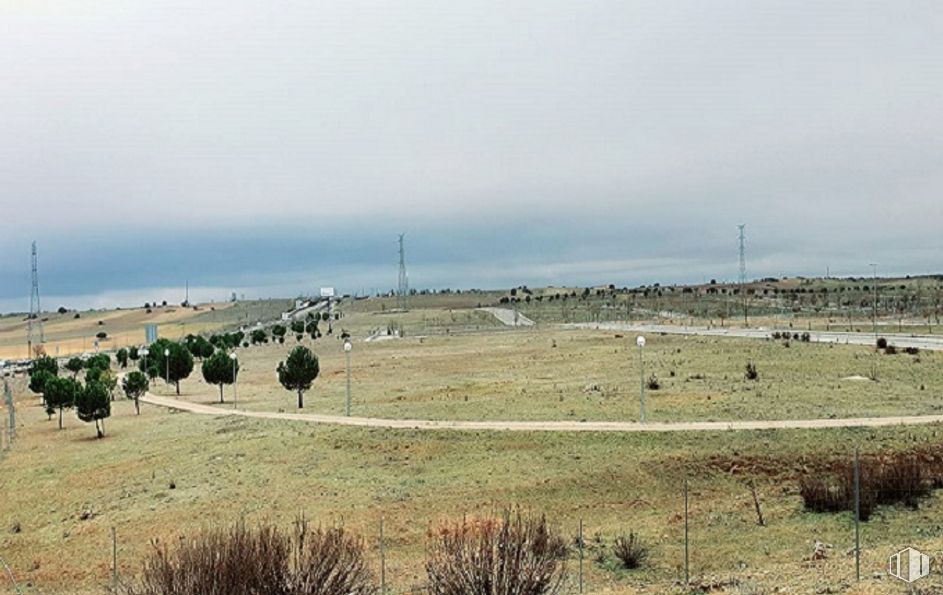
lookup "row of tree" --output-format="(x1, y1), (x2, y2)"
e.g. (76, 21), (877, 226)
(27, 354), (149, 437)
(27, 329), (326, 438)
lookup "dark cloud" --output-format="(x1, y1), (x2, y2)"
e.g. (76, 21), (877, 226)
(1, 1), (941, 310)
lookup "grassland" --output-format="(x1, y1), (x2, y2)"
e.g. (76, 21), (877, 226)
(3, 293), (943, 593)
(152, 309), (943, 424)
(3, 377), (943, 594)
(0, 299), (292, 360)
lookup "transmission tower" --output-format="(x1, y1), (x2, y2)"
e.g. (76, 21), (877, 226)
(27, 241), (44, 357)
(738, 224), (747, 326)
(397, 234), (409, 310)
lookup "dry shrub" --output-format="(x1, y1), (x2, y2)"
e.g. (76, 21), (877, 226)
(799, 453), (932, 521)
(744, 362), (758, 381)
(612, 532), (648, 569)
(426, 511), (567, 595)
(646, 374), (660, 390)
(126, 521), (375, 595)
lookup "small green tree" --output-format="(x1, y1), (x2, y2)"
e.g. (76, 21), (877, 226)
(85, 353), (110, 371)
(122, 370), (149, 415)
(140, 339), (194, 394)
(76, 381), (111, 438)
(271, 324), (287, 340)
(29, 369), (54, 397)
(44, 376), (80, 429)
(195, 336), (215, 360)
(116, 348), (129, 369)
(290, 320), (306, 335)
(99, 368), (118, 401)
(277, 346), (320, 408)
(31, 355), (59, 377)
(129, 346), (140, 362)
(65, 357), (85, 378)
(250, 329), (267, 345)
(201, 351), (239, 403)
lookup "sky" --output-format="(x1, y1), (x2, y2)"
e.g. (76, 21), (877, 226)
(1, 1), (941, 312)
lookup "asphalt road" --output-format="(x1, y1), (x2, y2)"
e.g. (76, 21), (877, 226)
(566, 322), (943, 351)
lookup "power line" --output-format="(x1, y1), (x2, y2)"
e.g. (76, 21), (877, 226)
(397, 234), (409, 310)
(27, 241), (44, 358)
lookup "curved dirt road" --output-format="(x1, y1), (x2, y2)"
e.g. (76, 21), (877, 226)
(141, 393), (943, 433)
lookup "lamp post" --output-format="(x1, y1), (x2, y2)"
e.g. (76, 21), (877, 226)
(163, 348), (170, 385)
(344, 339), (352, 416)
(636, 336), (646, 423)
(141, 348), (149, 376)
(229, 352), (238, 408)
(870, 263), (878, 341)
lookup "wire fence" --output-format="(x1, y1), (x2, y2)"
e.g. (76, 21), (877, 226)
(88, 447), (943, 594)
(1, 378), (15, 458)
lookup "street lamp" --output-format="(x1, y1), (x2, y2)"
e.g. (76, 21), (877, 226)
(344, 339), (352, 416)
(636, 335), (646, 423)
(141, 348), (149, 375)
(164, 348), (170, 385)
(229, 352), (238, 408)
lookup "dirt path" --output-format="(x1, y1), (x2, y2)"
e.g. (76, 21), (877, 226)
(567, 322), (943, 351)
(141, 393), (943, 433)
(477, 307), (535, 327)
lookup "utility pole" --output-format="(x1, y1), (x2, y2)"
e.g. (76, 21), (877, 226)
(27, 241), (44, 358)
(397, 234), (409, 310)
(738, 224), (747, 327)
(870, 263), (878, 341)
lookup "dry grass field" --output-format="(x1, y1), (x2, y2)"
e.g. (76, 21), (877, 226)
(2, 297), (943, 593)
(0, 300), (292, 360)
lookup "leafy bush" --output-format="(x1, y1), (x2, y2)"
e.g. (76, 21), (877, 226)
(426, 511), (567, 595)
(646, 374), (660, 390)
(125, 521), (375, 595)
(884, 345), (897, 355)
(612, 532), (648, 570)
(876, 337), (888, 349)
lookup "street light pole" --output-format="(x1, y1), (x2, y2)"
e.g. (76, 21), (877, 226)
(344, 339), (352, 416)
(636, 336), (646, 423)
(230, 352), (238, 408)
(870, 263), (878, 341)
(164, 348), (170, 386)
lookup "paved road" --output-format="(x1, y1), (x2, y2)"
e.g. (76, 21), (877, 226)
(477, 307), (535, 327)
(567, 322), (943, 351)
(141, 393), (943, 433)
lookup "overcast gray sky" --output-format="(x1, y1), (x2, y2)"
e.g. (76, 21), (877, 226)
(1, 1), (941, 311)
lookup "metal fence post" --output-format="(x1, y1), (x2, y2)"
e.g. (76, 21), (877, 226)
(684, 477), (690, 585)
(854, 447), (861, 582)
(578, 518), (584, 594)
(380, 516), (386, 595)
(112, 526), (118, 593)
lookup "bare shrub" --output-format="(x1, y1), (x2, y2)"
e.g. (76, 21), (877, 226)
(125, 521), (375, 595)
(800, 332), (811, 342)
(426, 511), (567, 595)
(646, 374), (660, 390)
(612, 532), (648, 570)
(745, 362), (758, 381)
(799, 452), (932, 521)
